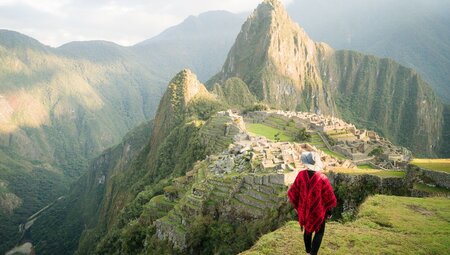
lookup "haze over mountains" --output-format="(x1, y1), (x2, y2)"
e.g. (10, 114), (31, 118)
(0, 0), (449, 254)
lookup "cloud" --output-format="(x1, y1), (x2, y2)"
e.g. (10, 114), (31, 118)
(0, 0), (294, 47)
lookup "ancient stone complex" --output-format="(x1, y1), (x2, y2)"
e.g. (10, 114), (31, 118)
(245, 110), (412, 168)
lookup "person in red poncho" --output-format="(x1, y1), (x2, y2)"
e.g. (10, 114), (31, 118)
(288, 151), (337, 255)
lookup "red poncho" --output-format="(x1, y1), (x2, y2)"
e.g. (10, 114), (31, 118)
(288, 170), (337, 234)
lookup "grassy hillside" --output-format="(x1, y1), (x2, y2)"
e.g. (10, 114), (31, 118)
(242, 195), (450, 255)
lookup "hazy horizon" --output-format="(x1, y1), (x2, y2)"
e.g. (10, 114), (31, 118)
(0, 0), (293, 47)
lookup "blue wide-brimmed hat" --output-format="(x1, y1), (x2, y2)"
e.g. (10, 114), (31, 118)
(301, 151), (324, 171)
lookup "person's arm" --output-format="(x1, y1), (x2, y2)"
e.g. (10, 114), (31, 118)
(287, 176), (300, 209)
(321, 176), (337, 212)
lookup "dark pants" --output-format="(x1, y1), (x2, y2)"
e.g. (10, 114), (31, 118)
(303, 221), (326, 255)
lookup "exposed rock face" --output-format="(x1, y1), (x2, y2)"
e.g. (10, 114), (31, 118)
(0, 192), (22, 214)
(326, 171), (410, 216)
(210, 0), (335, 113)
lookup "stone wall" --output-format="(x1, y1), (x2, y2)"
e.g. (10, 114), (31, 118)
(154, 217), (187, 250)
(406, 165), (450, 189)
(326, 171), (410, 216)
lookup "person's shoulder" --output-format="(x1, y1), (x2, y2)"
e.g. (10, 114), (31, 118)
(317, 172), (330, 181)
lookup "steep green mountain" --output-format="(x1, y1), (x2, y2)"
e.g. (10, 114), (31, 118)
(32, 69), (228, 254)
(209, 0), (445, 156)
(321, 51), (444, 156)
(0, 12), (244, 250)
(211, 77), (257, 109)
(288, 0), (450, 103)
(0, 30), (165, 253)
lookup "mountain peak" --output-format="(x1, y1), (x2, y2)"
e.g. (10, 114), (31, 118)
(262, 0), (282, 8)
(210, 0), (333, 112)
(149, 69), (213, 149)
(170, 69), (210, 104)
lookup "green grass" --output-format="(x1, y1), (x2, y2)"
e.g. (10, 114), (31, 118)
(320, 147), (346, 160)
(245, 124), (346, 160)
(242, 195), (450, 255)
(308, 133), (346, 159)
(246, 123), (293, 142)
(357, 164), (376, 169)
(411, 159), (450, 173)
(309, 133), (324, 146)
(413, 183), (450, 196)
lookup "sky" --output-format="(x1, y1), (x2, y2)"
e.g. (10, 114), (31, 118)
(0, 0), (293, 47)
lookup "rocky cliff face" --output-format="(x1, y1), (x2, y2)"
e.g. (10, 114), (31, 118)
(210, 0), (335, 113)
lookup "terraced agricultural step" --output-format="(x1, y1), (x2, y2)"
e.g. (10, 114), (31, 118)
(183, 200), (202, 214)
(208, 179), (235, 188)
(167, 211), (183, 225)
(242, 187), (278, 203)
(234, 193), (269, 210)
(186, 195), (204, 206)
(231, 198), (264, 217)
(210, 189), (228, 199)
(242, 183), (276, 196)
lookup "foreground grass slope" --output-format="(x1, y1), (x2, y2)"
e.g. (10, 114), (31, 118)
(242, 195), (450, 255)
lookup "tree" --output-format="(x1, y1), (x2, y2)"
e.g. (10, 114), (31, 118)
(368, 147), (384, 157)
(293, 128), (311, 142)
(274, 132), (281, 142)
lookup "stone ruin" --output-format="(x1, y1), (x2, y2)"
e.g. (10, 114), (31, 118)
(207, 130), (355, 186)
(244, 109), (411, 168)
